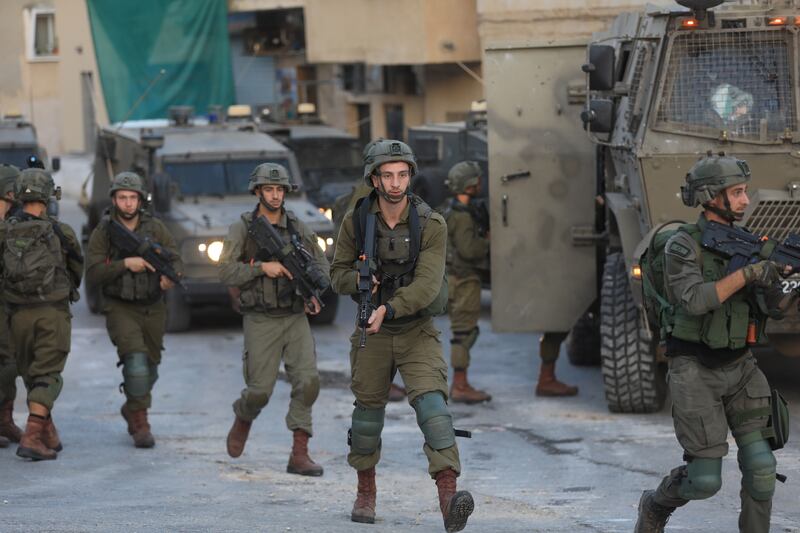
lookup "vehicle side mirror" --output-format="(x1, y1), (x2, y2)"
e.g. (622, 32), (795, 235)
(51, 156), (61, 172)
(580, 99), (614, 133)
(582, 45), (615, 91)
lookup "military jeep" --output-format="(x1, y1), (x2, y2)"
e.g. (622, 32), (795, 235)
(82, 106), (338, 331)
(486, 0), (800, 413)
(0, 116), (60, 171)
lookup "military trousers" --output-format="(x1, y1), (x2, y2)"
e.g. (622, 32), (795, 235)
(652, 353), (774, 533)
(0, 306), (18, 405)
(105, 298), (166, 411)
(10, 304), (71, 411)
(348, 317), (461, 477)
(233, 312), (319, 436)
(540, 331), (568, 364)
(447, 274), (481, 369)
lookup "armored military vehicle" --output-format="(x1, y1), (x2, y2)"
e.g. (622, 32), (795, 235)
(82, 106), (338, 331)
(486, 0), (800, 413)
(407, 103), (488, 209)
(0, 116), (59, 171)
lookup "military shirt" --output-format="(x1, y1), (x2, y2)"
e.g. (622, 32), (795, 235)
(664, 218), (722, 316)
(331, 195), (447, 322)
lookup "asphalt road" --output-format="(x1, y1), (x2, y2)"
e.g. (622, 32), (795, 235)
(2, 160), (799, 532)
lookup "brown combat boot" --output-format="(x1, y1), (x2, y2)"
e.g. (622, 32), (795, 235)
(16, 414), (57, 461)
(535, 362), (578, 397)
(226, 415), (252, 458)
(121, 404), (155, 448)
(287, 429), (323, 476)
(634, 490), (675, 533)
(0, 400), (23, 442)
(388, 383), (407, 402)
(450, 369), (491, 404)
(435, 468), (474, 532)
(351, 467), (376, 524)
(41, 415), (63, 451)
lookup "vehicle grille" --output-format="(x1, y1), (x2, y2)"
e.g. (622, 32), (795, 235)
(743, 189), (800, 241)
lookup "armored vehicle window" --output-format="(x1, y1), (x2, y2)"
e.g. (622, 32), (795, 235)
(654, 29), (796, 142)
(292, 139), (361, 185)
(0, 148), (35, 169)
(164, 158), (291, 196)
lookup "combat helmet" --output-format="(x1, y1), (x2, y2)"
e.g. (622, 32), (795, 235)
(446, 161), (482, 194)
(681, 152), (750, 208)
(248, 162), (297, 194)
(362, 139), (418, 185)
(0, 163), (20, 200)
(109, 171), (148, 199)
(15, 168), (60, 204)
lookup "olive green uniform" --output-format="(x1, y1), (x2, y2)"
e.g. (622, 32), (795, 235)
(85, 210), (182, 411)
(649, 215), (776, 533)
(0, 299), (16, 405)
(0, 215), (83, 410)
(219, 208), (328, 435)
(332, 194), (460, 477)
(444, 200), (489, 370)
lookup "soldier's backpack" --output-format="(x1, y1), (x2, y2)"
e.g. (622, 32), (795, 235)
(2, 216), (71, 303)
(638, 220), (691, 338)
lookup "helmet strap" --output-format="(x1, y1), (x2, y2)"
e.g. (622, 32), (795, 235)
(376, 178), (406, 204)
(704, 190), (742, 222)
(259, 196), (282, 212)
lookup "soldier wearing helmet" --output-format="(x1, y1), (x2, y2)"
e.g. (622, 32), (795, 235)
(0, 164), (23, 448)
(331, 140), (475, 531)
(85, 171), (183, 449)
(219, 162), (329, 477)
(0, 168), (83, 461)
(442, 161), (492, 404)
(636, 153), (786, 533)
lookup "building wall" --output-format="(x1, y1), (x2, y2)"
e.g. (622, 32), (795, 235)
(423, 63), (483, 124)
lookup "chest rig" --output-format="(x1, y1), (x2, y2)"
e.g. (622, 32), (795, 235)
(102, 212), (162, 304)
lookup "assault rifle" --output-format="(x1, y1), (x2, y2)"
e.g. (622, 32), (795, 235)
(356, 212), (377, 347)
(108, 219), (185, 289)
(701, 220), (800, 273)
(248, 215), (329, 309)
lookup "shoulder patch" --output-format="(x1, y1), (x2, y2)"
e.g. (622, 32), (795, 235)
(666, 240), (691, 258)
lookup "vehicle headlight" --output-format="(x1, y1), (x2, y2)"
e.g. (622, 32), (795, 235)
(317, 236), (327, 253)
(319, 207), (333, 221)
(205, 241), (224, 262)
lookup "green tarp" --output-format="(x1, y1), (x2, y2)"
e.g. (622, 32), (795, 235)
(87, 0), (235, 123)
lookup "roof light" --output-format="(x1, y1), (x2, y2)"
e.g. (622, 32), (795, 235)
(470, 100), (487, 113)
(767, 16), (787, 26)
(227, 104), (252, 118)
(681, 18), (700, 29)
(631, 265), (642, 280)
(297, 102), (316, 115)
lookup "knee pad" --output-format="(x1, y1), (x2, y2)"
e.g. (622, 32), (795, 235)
(451, 327), (479, 350)
(148, 363), (159, 389)
(413, 392), (455, 450)
(302, 375), (320, 407)
(243, 389), (270, 412)
(738, 438), (777, 501)
(678, 457), (722, 500)
(122, 352), (150, 399)
(350, 404), (385, 455)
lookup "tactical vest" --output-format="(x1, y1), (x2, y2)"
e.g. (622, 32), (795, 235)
(443, 199), (490, 277)
(670, 222), (765, 350)
(353, 193), (448, 320)
(2, 215), (72, 304)
(101, 213), (163, 304)
(238, 209), (305, 314)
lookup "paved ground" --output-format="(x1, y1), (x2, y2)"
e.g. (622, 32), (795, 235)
(2, 158), (799, 532)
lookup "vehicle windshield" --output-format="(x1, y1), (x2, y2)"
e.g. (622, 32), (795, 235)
(292, 138), (362, 187)
(654, 29), (796, 142)
(163, 158), (292, 196)
(0, 148), (36, 169)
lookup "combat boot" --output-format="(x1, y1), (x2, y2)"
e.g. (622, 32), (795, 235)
(634, 490), (675, 533)
(351, 467), (376, 524)
(0, 400), (23, 442)
(388, 383), (407, 402)
(121, 404), (155, 448)
(435, 468), (474, 532)
(16, 414), (57, 461)
(287, 429), (323, 476)
(450, 369), (491, 404)
(41, 415), (63, 451)
(226, 415), (252, 458)
(535, 362), (578, 397)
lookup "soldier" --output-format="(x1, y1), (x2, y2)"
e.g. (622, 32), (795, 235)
(0, 164), (23, 448)
(442, 161), (491, 404)
(0, 169), (83, 461)
(535, 332), (578, 396)
(635, 154), (784, 533)
(85, 172), (183, 448)
(332, 139), (474, 532)
(220, 162), (328, 477)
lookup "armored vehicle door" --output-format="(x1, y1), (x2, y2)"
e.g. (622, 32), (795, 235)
(486, 41), (596, 332)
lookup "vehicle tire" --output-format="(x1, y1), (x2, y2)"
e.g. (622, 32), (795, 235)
(566, 308), (601, 366)
(165, 287), (192, 333)
(309, 289), (339, 325)
(600, 252), (666, 413)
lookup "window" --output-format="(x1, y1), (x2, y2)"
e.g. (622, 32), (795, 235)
(25, 7), (58, 61)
